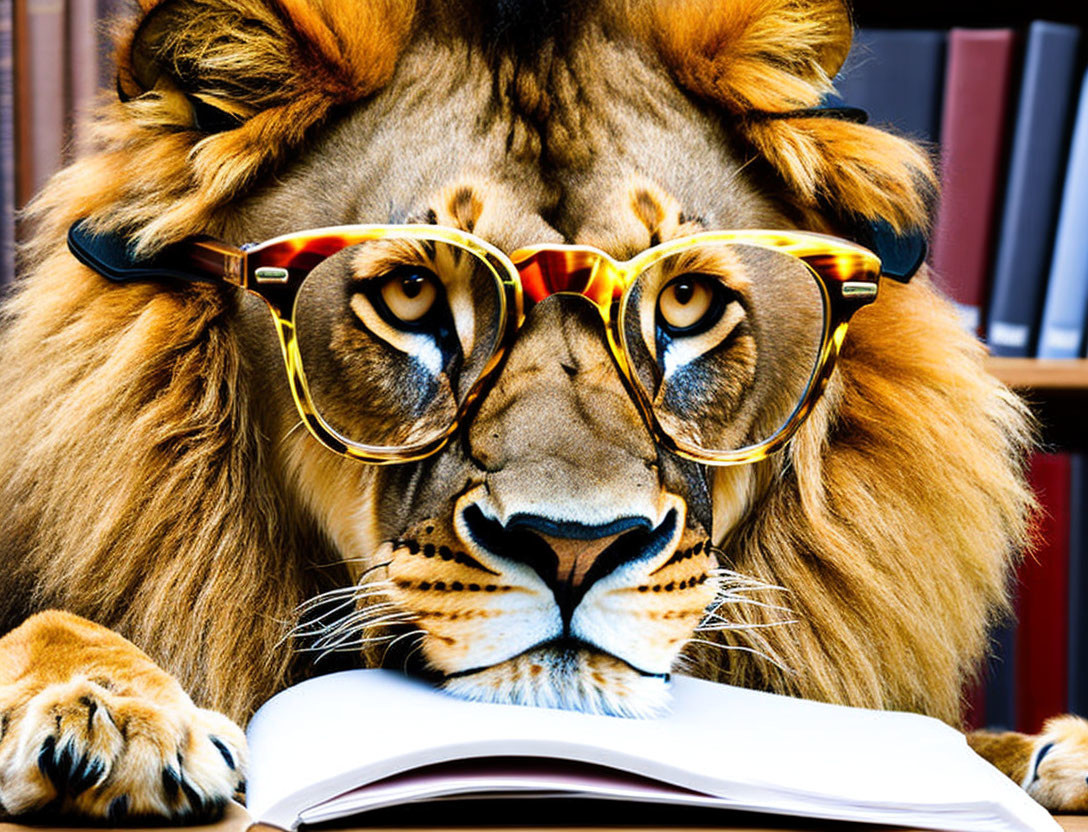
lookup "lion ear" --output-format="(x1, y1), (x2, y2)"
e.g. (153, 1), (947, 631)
(628, 0), (935, 233)
(118, 0), (415, 130)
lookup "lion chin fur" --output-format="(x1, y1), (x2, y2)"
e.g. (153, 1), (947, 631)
(0, 0), (1033, 731)
(442, 648), (673, 718)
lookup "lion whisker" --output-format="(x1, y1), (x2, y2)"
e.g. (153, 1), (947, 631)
(708, 567), (789, 594)
(401, 639), (427, 673)
(311, 624), (417, 656)
(378, 628), (426, 667)
(705, 596), (796, 616)
(305, 604), (406, 640)
(281, 419), (308, 445)
(288, 594), (399, 639)
(293, 582), (394, 616)
(684, 638), (794, 676)
(310, 609), (416, 642)
(694, 620), (798, 632)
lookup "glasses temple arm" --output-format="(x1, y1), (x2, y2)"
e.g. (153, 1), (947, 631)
(67, 219), (247, 287)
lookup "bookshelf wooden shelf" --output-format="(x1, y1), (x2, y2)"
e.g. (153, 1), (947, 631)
(986, 357), (1088, 391)
(981, 359), (1088, 451)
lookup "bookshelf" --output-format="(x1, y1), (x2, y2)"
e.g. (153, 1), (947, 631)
(852, 0), (1088, 30)
(987, 357), (1088, 390)
(985, 358), (1088, 451)
(843, 6), (1088, 449)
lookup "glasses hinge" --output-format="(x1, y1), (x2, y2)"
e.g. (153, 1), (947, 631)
(841, 281), (877, 299)
(255, 266), (290, 284)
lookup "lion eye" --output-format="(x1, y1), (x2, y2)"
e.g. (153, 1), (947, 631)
(378, 267), (440, 325)
(657, 274), (726, 335)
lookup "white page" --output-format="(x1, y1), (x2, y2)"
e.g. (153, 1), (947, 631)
(298, 761), (735, 823)
(245, 669), (1058, 832)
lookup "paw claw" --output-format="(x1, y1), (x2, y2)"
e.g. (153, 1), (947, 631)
(36, 735), (57, 782)
(210, 736), (235, 770)
(180, 777), (205, 815)
(68, 755), (104, 795)
(162, 764), (181, 801)
(1, 677), (246, 821)
(107, 795), (129, 823)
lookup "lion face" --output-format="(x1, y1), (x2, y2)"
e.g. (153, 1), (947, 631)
(229, 24), (806, 715)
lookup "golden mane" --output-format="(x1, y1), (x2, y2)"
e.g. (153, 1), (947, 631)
(690, 272), (1033, 723)
(0, 0), (1032, 726)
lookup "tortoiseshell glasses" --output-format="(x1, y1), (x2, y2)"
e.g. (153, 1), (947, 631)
(68, 222), (882, 466)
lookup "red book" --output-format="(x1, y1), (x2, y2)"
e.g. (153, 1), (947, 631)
(1016, 453), (1071, 734)
(929, 29), (1017, 335)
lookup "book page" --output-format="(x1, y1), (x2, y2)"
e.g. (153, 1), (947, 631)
(245, 670), (1058, 832)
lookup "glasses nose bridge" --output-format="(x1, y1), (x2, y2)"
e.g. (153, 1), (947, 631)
(512, 247), (628, 313)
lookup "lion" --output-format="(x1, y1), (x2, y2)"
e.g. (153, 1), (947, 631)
(1, 0), (1087, 822)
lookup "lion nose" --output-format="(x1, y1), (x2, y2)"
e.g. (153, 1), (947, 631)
(461, 506), (679, 625)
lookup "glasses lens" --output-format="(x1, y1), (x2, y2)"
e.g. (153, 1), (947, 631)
(620, 242), (827, 456)
(293, 236), (506, 451)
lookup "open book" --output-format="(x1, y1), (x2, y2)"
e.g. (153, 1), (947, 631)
(244, 670), (1057, 832)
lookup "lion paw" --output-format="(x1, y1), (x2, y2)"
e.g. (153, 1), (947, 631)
(0, 675), (246, 821)
(1022, 715), (1088, 812)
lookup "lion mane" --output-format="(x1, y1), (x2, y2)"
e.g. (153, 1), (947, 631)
(0, 0), (1032, 725)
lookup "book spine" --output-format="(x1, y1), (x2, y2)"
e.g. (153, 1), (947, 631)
(929, 29), (1017, 335)
(832, 29), (946, 144)
(0, 0), (13, 285)
(24, 0), (65, 197)
(1069, 455), (1087, 715)
(13, 0), (29, 207)
(1037, 69), (1088, 359)
(95, 0), (123, 91)
(1017, 452), (1072, 734)
(986, 22), (1082, 357)
(68, 0), (98, 156)
(984, 619), (1017, 731)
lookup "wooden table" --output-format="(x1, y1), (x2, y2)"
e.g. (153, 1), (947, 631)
(2, 802), (1086, 831)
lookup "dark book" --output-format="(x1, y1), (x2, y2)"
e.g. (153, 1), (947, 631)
(984, 618), (1017, 731)
(833, 29), (946, 143)
(95, 0), (125, 91)
(986, 22), (1082, 356)
(1017, 453), (1072, 734)
(929, 29), (1018, 335)
(12, 0), (29, 207)
(0, 0), (13, 285)
(1069, 455), (1088, 716)
(1037, 69), (1088, 358)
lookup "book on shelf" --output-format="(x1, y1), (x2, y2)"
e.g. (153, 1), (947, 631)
(984, 609), (1018, 732)
(68, 0), (99, 156)
(0, 0), (12, 286)
(832, 28), (946, 143)
(987, 22), (1082, 357)
(1069, 455), (1088, 717)
(929, 28), (1018, 336)
(19, 0), (66, 202)
(243, 669), (1057, 832)
(1037, 68), (1088, 359)
(1016, 453), (1072, 733)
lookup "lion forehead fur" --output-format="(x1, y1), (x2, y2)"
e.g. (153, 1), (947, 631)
(0, 0), (1031, 723)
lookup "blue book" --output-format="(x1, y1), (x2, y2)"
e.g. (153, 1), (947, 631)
(1070, 455), (1088, 716)
(833, 29), (946, 143)
(1038, 69), (1088, 358)
(987, 22), (1081, 356)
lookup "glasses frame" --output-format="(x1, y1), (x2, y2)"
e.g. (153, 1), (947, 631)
(69, 222), (882, 466)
